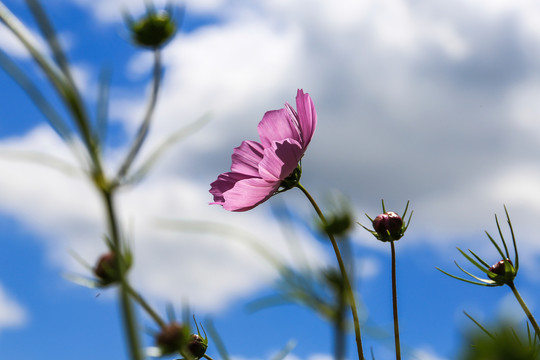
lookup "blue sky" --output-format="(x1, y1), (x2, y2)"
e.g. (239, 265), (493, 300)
(1, 0), (540, 359)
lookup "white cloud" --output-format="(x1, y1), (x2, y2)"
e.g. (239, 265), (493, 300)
(0, 125), (329, 313)
(0, 283), (27, 332)
(357, 256), (381, 280)
(4, 0), (540, 330)
(411, 347), (448, 360)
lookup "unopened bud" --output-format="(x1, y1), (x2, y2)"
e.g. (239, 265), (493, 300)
(94, 253), (119, 286)
(372, 211), (403, 241)
(155, 322), (186, 355)
(128, 8), (176, 48)
(188, 333), (208, 359)
(487, 258), (516, 286)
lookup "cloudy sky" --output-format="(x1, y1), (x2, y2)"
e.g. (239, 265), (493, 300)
(1, 0), (540, 359)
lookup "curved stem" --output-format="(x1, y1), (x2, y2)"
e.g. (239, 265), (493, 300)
(296, 183), (364, 360)
(102, 189), (143, 360)
(334, 294), (347, 360)
(390, 241), (401, 360)
(508, 281), (540, 338)
(126, 282), (167, 329)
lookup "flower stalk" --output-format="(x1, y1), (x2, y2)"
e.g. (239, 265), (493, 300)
(296, 182), (364, 360)
(101, 187), (144, 360)
(508, 281), (540, 338)
(390, 240), (401, 360)
(359, 200), (411, 360)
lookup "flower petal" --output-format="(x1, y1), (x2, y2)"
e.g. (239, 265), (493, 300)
(209, 172), (253, 205)
(258, 139), (303, 182)
(258, 108), (301, 148)
(221, 177), (279, 211)
(295, 89), (317, 148)
(230, 140), (264, 177)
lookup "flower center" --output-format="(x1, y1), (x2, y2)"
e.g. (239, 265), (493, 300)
(279, 164), (302, 191)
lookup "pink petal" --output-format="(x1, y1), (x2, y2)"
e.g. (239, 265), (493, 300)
(258, 108), (301, 148)
(221, 177), (279, 211)
(210, 172), (253, 205)
(230, 140), (265, 177)
(295, 89), (317, 148)
(258, 139), (303, 182)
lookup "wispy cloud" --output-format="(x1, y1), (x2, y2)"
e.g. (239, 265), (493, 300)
(3, 0), (540, 314)
(0, 283), (27, 332)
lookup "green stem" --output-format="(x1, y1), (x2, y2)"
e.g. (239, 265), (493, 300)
(116, 48), (162, 183)
(102, 189), (143, 360)
(126, 282), (166, 329)
(508, 281), (540, 338)
(390, 241), (401, 360)
(296, 183), (364, 360)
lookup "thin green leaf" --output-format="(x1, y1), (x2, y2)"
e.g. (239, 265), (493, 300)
(0, 1), (98, 164)
(494, 213), (511, 259)
(0, 150), (83, 177)
(0, 49), (71, 140)
(457, 248), (491, 275)
(271, 340), (297, 360)
(205, 319), (230, 360)
(123, 114), (210, 185)
(401, 200), (410, 218)
(453, 262), (497, 285)
(464, 311), (496, 340)
(436, 267), (494, 287)
(468, 248), (491, 268)
(25, 0), (94, 148)
(166, 303), (176, 322)
(95, 67), (111, 149)
(504, 205), (519, 272)
(25, 0), (76, 86)
(485, 230), (507, 260)
(62, 273), (101, 289)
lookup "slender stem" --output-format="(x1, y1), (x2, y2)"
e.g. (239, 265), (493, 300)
(296, 183), (364, 360)
(390, 241), (401, 360)
(334, 293), (346, 360)
(102, 189), (143, 360)
(508, 281), (540, 338)
(126, 282), (167, 329)
(116, 48), (162, 183)
(203, 355), (215, 360)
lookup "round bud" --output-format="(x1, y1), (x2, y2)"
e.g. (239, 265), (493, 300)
(188, 333), (208, 359)
(129, 10), (176, 48)
(94, 253), (119, 285)
(155, 322), (185, 355)
(488, 259), (513, 276)
(372, 211), (403, 241)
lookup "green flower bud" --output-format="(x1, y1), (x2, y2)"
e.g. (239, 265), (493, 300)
(93, 251), (132, 287)
(94, 253), (118, 286)
(487, 259), (516, 286)
(188, 333), (208, 359)
(127, 7), (176, 48)
(155, 322), (187, 355)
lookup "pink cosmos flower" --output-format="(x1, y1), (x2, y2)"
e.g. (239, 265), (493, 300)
(210, 89), (317, 211)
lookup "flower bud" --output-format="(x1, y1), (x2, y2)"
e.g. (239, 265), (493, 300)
(128, 8), (176, 48)
(188, 333), (208, 359)
(487, 259), (516, 285)
(155, 322), (186, 355)
(372, 211), (403, 241)
(94, 252), (119, 286)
